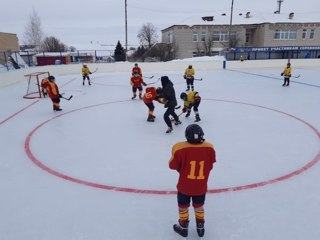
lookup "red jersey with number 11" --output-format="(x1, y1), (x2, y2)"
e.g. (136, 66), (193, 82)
(169, 141), (216, 196)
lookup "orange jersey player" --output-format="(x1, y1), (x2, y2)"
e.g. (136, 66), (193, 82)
(143, 87), (163, 122)
(169, 124), (216, 238)
(41, 75), (62, 111)
(130, 71), (147, 99)
(41, 78), (49, 97)
(132, 63), (142, 76)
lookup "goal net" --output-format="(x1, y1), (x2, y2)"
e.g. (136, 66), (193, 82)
(23, 72), (50, 99)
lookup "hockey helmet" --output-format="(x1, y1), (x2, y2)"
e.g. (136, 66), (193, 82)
(135, 63), (138, 66)
(287, 63), (291, 66)
(180, 92), (188, 101)
(48, 75), (55, 82)
(188, 65), (192, 69)
(185, 124), (205, 143)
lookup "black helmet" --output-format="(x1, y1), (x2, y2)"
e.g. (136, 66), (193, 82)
(185, 124), (205, 143)
(156, 87), (162, 94)
(180, 92), (187, 101)
(188, 65), (192, 69)
(48, 75), (55, 81)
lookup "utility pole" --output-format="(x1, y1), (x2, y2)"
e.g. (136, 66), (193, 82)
(125, 0), (128, 61)
(228, 0), (234, 49)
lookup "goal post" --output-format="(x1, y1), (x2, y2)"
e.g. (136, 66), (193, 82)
(23, 72), (50, 99)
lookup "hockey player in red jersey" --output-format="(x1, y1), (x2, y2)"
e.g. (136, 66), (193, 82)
(130, 71), (147, 99)
(132, 63), (142, 76)
(142, 87), (163, 122)
(41, 75), (62, 111)
(169, 124), (216, 238)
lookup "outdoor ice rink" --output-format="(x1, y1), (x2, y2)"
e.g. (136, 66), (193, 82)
(1, 59), (320, 240)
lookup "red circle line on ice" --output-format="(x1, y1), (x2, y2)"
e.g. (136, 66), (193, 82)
(24, 99), (320, 195)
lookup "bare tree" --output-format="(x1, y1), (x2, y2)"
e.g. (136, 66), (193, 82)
(202, 35), (214, 56)
(137, 23), (159, 49)
(23, 8), (44, 49)
(41, 36), (67, 52)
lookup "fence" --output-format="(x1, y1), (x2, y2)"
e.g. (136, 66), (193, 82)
(0, 50), (115, 71)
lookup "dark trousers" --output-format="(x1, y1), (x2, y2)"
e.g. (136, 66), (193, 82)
(164, 106), (178, 128)
(283, 77), (290, 86)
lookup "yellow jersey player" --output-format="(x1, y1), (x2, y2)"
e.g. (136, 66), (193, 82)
(281, 63), (292, 86)
(180, 91), (201, 122)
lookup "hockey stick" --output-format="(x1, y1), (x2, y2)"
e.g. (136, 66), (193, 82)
(171, 112), (184, 122)
(60, 95), (73, 101)
(146, 78), (160, 85)
(143, 75), (154, 79)
(194, 78), (203, 81)
(292, 74), (300, 78)
(91, 68), (98, 74)
(175, 105), (181, 109)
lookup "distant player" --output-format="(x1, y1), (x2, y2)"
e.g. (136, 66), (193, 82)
(281, 62), (292, 86)
(41, 75), (62, 111)
(169, 124), (216, 238)
(180, 91), (201, 122)
(184, 65), (195, 91)
(143, 87), (163, 122)
(82, 64), (92, 86)
(132, 63), (142, 77)
(130, 71), (147, 99)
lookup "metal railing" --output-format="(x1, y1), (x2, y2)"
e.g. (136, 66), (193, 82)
(0, 50), (115, 72)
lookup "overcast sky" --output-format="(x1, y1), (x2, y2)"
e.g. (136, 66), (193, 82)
(1, 0), (319, 49)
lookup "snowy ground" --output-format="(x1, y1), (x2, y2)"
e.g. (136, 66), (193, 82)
(0, 64), (320, 240)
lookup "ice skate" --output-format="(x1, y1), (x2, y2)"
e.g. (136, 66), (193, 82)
(147, 115), (155, 122)
(131, 95), (136, 100)
(53, 107), (62, 111)
(174, 120), (182, 125)
(195, 114), (201, 122)
(173, 221), (189, 238)
(166, 127), (173, 133)
(185, 111), (191, 118)
(196, 222), (205, 238)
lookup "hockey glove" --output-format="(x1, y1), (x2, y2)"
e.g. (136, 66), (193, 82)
(281, 72), (284, 76)
(182, 107), (187, 113)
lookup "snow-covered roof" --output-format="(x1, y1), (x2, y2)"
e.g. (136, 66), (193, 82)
(35, 52), (71, 57)
(165, 11), (320, 29)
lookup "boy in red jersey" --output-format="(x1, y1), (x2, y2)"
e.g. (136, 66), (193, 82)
(169, 124), (216, 238)
(142, 87), (163, 122)
(130, 71), (147, 99)
(41, 75), (62, 111)
(132, 63), (142, 76)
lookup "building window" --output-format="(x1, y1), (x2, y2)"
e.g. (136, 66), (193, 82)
(193, 32), (198, 42)
(168, 33), (173, 43)
(274, 29), (297, 40)
(201, 32), (206, 42)
(212, 31), (235, 42)
(302, 29), (307, 39)
(310, 29), (315, 39)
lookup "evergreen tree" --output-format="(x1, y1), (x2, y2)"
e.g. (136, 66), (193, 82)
(113, 41), (126, 61)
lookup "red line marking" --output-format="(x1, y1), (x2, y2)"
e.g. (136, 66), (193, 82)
(24, 99), (320, 195)
(0, 100), (39, 126)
